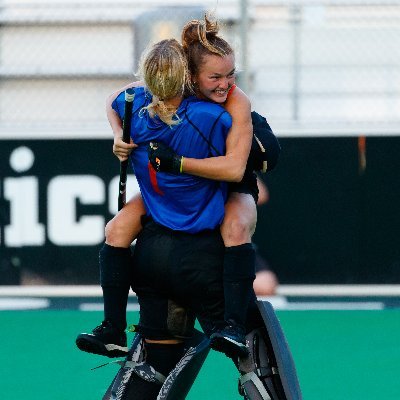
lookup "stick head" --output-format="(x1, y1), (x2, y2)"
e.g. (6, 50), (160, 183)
(125, 88), (135, 102)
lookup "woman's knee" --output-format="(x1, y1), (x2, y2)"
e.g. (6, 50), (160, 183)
(105, 195), (146, 247)
(221, 217), (251, 245)
(221, 196), (257, 246)
(105, 214), (135, 247)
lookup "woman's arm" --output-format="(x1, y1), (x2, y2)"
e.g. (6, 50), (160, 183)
(106, 81), (143, 161)
(182, 87), (253, 182)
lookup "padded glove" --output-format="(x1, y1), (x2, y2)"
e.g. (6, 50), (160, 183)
(148, 141), (183, 173)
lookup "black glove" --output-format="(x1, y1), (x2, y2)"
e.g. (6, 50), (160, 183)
(148, 142), (183, 174)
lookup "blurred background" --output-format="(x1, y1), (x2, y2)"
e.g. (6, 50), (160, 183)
(1, 0), (400, 285)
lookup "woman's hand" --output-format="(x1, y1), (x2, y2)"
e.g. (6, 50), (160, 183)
(148, 142), (183, 173)
(113, 135), (137, 161)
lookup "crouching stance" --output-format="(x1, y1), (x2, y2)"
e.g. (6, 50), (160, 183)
(103, 299), (302, 400)
(103, 306), (210, 400)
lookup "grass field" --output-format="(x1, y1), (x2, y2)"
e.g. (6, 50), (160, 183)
(1, 309), (400, 399)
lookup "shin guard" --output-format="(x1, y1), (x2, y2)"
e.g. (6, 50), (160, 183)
(103, 334), (166, 400)
(104, 330), (210, 400)
(237, 301), (302, 400)
(157, 330), (210, 400)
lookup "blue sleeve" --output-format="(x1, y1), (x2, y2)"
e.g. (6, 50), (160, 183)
(209, 111), (232, 157)
(111, 91), (126, 120)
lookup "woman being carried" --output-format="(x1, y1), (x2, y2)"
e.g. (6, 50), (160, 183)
(76, 16), (280, 360)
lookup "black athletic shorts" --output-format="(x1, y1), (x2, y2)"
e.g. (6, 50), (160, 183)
(228, 166), (259, 204)
(132, 219), (226, 340)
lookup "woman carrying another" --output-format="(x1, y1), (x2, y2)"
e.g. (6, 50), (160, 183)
(77, 16), (280, 360)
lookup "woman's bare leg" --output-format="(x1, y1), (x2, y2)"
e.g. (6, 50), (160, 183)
(76, 194), (146, 357)
(101, 193), (146, 330)
(105, 193), (146, 248)
(212, 192), (257, 357)
(220, 192), (257, 246)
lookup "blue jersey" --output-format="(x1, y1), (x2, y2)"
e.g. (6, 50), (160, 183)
(112, 87), (231, 233)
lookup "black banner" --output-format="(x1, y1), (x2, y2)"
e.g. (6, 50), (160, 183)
(0, 140), (137, 284)
(1, 137), (399, 284)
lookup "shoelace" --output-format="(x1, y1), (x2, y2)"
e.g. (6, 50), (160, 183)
(92, 321), (110, 333)
(91, 359), (125, 371)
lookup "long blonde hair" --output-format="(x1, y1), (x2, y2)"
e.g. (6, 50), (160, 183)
(139, 39), (190, 126)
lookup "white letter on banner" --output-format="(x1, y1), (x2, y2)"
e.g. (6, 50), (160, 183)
(48, 175), (105, 245)
(4, 177), (45, 246)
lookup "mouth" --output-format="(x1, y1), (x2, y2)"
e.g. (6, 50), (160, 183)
(214, 89), (228, 97)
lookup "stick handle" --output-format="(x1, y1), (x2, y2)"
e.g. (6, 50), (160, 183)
(118, 88), (135, 211)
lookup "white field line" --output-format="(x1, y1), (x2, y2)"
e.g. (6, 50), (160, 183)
(79, 303), (140, 312)
(0, 297), (50, 310)
(79, 301), (384, 312)
(275, 301), (385, 311)
(1, 284), (400, 297)
(276, 285), (400, 297)
(256, 296), (385, 310)
(0, 285), (112, 297)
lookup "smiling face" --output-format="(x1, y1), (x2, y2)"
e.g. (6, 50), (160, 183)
(194, 53), (236, 104)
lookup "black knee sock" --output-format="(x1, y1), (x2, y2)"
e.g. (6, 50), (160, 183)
(245, 293), (264, 333)
(122, 342), (185, 400)
(99, 243), (132, 331)
(145, 342), (185, 376)
(124, 374), (162, 400)
(223, 243), (256, 330)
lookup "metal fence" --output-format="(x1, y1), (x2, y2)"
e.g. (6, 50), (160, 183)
(249, 1), (400, 135)
(1, 1), (400, 285)
(0, 0), (400, 136)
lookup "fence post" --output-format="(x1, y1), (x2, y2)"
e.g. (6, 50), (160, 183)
(239, 0), (250, 93)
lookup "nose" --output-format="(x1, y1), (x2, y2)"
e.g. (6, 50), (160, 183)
(219, 78), (229, 89)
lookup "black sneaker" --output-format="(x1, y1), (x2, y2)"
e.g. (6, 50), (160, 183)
(210, 324), (249, 359)
(75, 320), (128, 358)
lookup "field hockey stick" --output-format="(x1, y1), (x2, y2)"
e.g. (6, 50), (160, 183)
(118, 88), (135, 211)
